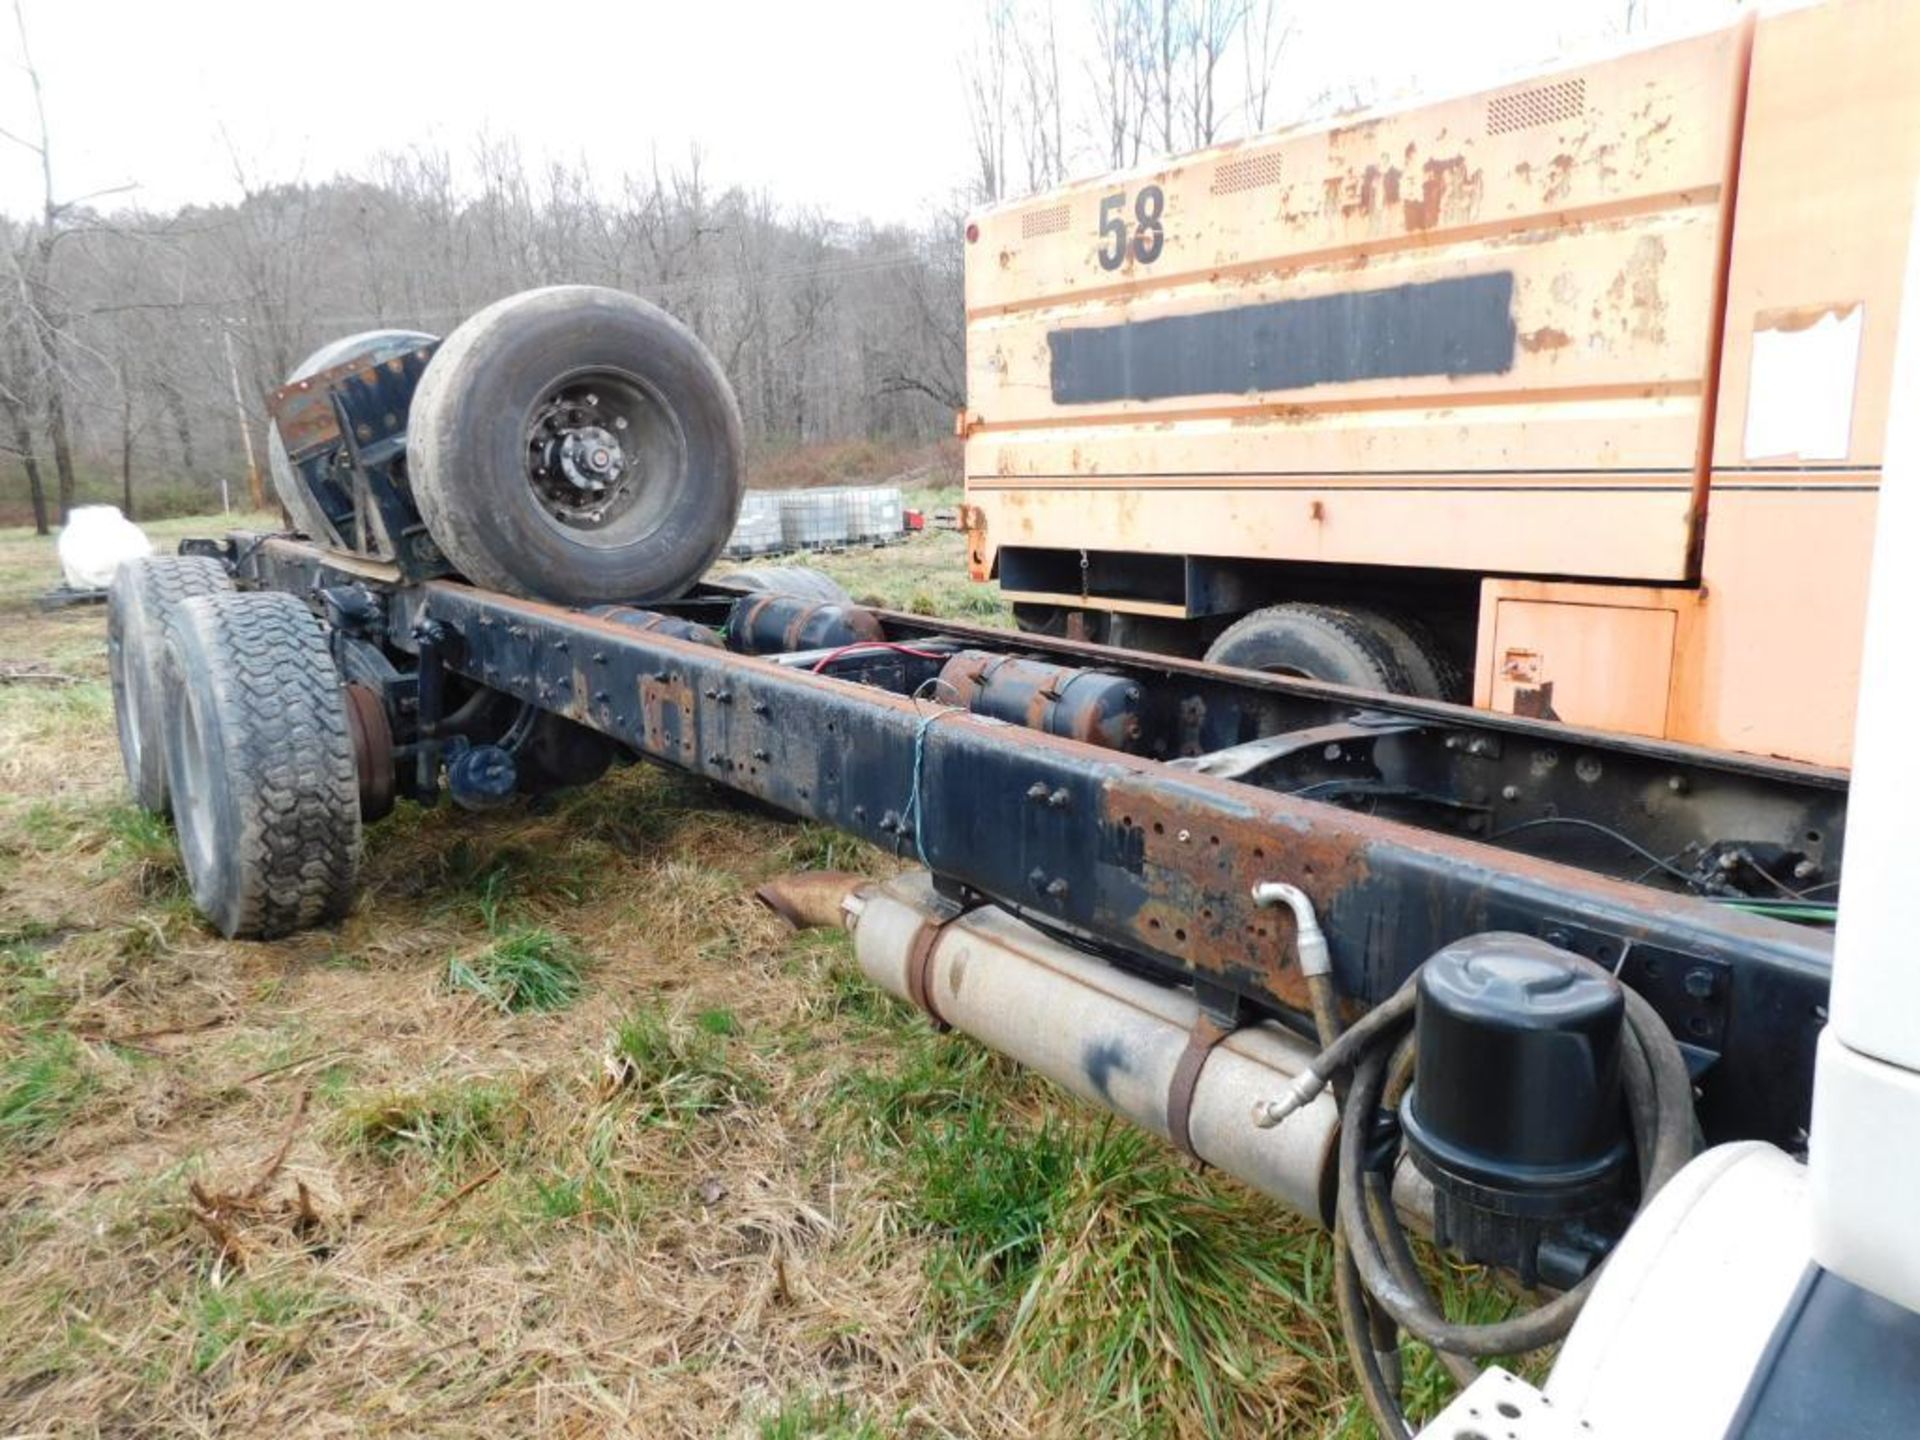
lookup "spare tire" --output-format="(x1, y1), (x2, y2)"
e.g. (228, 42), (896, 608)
(722, 565), (853, 605)
(407, 286), (744, 604)
(269, 329), (437, 543)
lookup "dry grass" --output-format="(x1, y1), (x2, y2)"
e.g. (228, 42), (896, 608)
(0, 510), (1391, 1437)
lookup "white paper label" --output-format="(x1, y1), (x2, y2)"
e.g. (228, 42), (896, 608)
(1743, 304), (1864, 462)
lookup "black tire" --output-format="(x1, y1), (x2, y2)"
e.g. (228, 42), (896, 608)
(723, 565), (853, 605)
(160, 591), (361, 939)
(408, 286), (744, 605)
(1204, 603), (1418, 695)
(108, 555), (233, 813)
(268, 329), (437, 543)
(1344, 606), (1466, 703)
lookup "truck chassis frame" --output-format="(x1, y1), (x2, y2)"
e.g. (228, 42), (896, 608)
(194, 532), (1840, 1152)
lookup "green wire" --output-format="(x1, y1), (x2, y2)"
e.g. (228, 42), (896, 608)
(1714, 899), (1838, 925)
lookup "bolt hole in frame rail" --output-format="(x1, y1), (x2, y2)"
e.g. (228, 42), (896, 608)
(202, 529), (1842, 1152)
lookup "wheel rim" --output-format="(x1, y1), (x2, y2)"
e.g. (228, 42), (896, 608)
(172, 689), (220, 890)
(522, 367), (687, 548)
(110, 631), (144, 781)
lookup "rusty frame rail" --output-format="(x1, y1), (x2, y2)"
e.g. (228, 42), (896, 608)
(401, 578), (1829, 1149)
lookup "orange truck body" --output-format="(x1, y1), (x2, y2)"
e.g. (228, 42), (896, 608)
(961, 0), (1919, 769)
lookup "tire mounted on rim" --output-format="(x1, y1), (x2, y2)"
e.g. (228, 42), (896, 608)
(161, 591), (362, 939)
(407, 286), (745, 605)
(108, 554), (233, 812)
(1205, 602), (1444, 698)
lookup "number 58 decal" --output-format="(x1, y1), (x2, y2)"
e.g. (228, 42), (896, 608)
(1096, 184), (1165, 271)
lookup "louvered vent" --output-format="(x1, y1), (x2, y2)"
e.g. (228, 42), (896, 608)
(1485, 78), (1586, 135)
(1021, 204), (1071, 239)
(1210, 151), (1284, 195)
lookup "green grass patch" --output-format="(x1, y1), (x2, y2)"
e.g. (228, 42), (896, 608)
(524, 1171), (618, 1223)
(505, 1161), (653, 1234)
(400, 829), (602, 927)
(905, 1109), (1076, 1345)
(608, 1007), (761, 1123)
(781, 931), (910, 1037)
(0, 1032), (96, 1154)
(445, 927), (586, 1013)
(779, 823), (874, 874)
(102, 803), (178, 868)
(755, 1391), (885, 1440)
(337, 1079), (523, 1172)
(993, 1124), (1336, 1436)
(184, 1277), (337, 1376)
(1, 923), (70, 1028)
(841, 1034), (1341, 1434)
(828, 1028), (1021, 1153)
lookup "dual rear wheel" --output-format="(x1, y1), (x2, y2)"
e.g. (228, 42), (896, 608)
(118, 286), (754, 938)
(110, 561), (361, 939)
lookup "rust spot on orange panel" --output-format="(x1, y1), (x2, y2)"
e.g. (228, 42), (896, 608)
(1402, 156), (1482, 232)
(1609, 234), (1669, 344)
(1756, 301), (1860, 333)
(1519, 326), (1573, 353)
(1544, 153), (1576, 203)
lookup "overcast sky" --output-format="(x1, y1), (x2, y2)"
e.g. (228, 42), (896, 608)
(0, 0), (1743, 225)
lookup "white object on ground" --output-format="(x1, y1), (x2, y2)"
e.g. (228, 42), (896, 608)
(56, 505), (152, 591)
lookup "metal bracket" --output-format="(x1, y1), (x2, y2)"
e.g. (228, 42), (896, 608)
(904, 887), (983, 1030)
(1412, 1366), (1598, 1439)
(1166, 1011), (1234, 1163)
(1169, 713), (1422, 784)
(267, 342), (451, 581)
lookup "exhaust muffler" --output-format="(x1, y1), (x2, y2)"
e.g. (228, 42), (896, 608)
(837, 872), (1341, 1223)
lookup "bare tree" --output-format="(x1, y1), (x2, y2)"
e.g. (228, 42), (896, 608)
(1185, 0), (1246, 147)
(1087, 0), (1139, 168)
(0, 0), (129, 521)
(879, 210), (967, 415)
(1241, 0), (1295, 133)
(962, 0), (1015, 202)
(0, 295), (49, 532)
(1013, 0), (1067, 193)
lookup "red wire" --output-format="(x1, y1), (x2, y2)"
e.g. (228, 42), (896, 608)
(809, 641), (949, 673)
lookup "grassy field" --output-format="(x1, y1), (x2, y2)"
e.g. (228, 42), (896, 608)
(0, 508), (1430, 1438)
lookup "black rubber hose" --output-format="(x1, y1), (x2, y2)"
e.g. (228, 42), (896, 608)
(1333, 1219), (1414, 1440)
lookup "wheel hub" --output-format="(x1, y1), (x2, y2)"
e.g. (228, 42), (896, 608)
(527, 386), (646, 529)
(555, 424), (624, 491)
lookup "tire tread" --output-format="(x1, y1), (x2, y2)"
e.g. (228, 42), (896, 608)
(109, 555), (233, 811)
(1205, 602), (1418, 694)
(163, 591), (360, 938)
